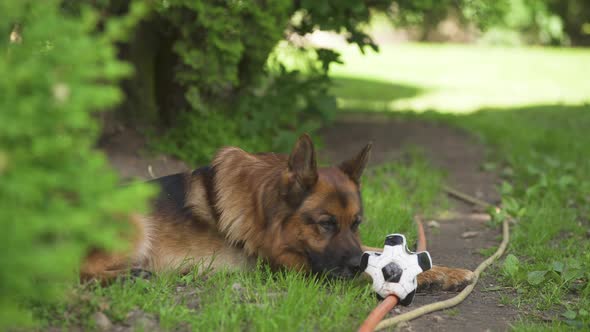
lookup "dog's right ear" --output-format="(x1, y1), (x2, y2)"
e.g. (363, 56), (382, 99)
(339, 142), (372, 184)
(284, 134), (318, 204)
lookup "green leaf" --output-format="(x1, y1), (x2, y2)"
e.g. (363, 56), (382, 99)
(526, 164), (541, 175)
(502, 254), (520, 278)
(539, 174), (549, 187)
(527, 270), (548, 285)
(525, 185), (539, 198)
(490, 208), (509, 225)
(482, 162), (497, 171)
(558, 175), (575, 188)
(502, 197), (520, 214)
(562, 268), (583, 282)
(562, 310), (577, 320)
(545, 157), (561, 168)
(551, 261), (565, 273)
(501, 167), (514, 177)
(566, 259), (582, 270)
(500, 182), (513, 195)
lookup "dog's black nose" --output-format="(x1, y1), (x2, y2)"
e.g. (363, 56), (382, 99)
(345, 251), (363, 274)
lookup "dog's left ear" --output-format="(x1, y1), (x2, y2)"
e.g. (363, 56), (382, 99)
(287, 133), (318, 191)
(339, 142), (372, 184)
(283, 134), (318, 206)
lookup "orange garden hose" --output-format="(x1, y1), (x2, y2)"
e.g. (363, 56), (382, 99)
(358, 296), (399, 332)
(415, 215), (428, 252)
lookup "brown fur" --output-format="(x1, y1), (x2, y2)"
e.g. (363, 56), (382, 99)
(81, 135), (473, 291)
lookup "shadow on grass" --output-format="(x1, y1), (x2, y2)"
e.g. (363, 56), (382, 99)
(331, 76), (425, 111)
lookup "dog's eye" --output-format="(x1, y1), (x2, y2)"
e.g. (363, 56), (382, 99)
(319, 221), (337, 232)
(351, 216), (362, 231)
(318, 217), (337, 232)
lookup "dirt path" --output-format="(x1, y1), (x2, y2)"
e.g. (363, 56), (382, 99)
(100, 114), (517, 331)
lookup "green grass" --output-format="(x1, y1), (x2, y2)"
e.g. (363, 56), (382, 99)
(34, 156), (445, 331)
(361, 152), (447, 246)
(329, 42), (590, 329)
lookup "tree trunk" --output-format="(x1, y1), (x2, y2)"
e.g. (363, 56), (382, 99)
(117, 16), (186, 127)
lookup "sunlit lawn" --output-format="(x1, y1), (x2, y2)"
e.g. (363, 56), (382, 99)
(331, 43), (590, 113)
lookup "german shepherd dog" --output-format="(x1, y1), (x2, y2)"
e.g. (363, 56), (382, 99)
(82, 134), (473, 291)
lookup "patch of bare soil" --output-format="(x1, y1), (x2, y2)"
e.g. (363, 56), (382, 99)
(100, 114), (517, 331)
(98, 126), (189, 180)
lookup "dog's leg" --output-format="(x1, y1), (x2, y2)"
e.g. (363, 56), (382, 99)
(80, 214), (150, 284)
(80, 249), (138, 285)
(416, 265), (474, 292)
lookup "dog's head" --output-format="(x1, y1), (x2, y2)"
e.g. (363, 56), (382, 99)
(280, 134), (371, 279)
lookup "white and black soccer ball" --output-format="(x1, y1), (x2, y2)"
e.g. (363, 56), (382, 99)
(360, 234), (432, 306)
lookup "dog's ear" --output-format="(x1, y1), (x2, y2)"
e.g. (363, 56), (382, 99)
(288, 133), (318, 190)
(339, 142), (372, 184)
(285, 134), (318, 204)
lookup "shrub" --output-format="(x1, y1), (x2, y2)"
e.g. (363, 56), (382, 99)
(0, 1), (153, 328)
(482, 0), (590, 46)
(151, 62), (336, 165)
(125, 0), (383, 163)
(484, 0), (567, 45)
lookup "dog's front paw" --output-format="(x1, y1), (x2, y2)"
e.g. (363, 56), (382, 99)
(118, 268), (153, 283)
(417, 265), (474, 292)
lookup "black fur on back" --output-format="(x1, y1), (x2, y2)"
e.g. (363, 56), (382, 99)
(149, 166), (214, 221)
(150, 172), (189, 218)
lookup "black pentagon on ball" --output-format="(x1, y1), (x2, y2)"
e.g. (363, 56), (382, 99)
(381, 262), (403, 283)
(360, 253), (370, 271)
(399, 289), (416, 306)
(417, 251), (432, 271)
(384, 234), (405, 246)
